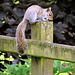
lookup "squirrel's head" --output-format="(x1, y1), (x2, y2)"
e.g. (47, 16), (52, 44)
(46, 7), (53, 21)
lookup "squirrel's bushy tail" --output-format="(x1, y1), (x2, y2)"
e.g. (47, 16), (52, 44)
(16, 20), (28, 54)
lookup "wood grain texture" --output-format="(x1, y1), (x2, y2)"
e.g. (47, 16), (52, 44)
(0, 35), (75, 62)
(31, 21), (53, 75)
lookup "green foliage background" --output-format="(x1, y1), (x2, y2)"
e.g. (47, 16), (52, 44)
(0, 59), (75, 75)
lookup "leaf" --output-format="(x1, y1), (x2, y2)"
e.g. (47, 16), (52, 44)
(54, 22), (67, 40)
(66, 14), (75, 26)
(8, 18), (16, 25)
(13, 1), (19, 4)
(55, 32), (66, 40)
(19, 59), (31, 63)
(0, 12), (6, 20)
(1, 2), (11, 10)
(51, 5), (59, 17)
(56, 11), (67, 19)
(0, 73), (7, 75)
(0, 21), (3, 27)
(13, 8), (24, 17)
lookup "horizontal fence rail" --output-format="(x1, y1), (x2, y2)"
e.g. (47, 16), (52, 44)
(0, 35), (75, 62)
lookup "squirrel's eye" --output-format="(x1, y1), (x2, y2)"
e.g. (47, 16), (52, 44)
(49, 14), (51, 16)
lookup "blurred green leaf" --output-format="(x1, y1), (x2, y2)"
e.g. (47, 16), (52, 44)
(2, 21), (5, 24)
(13, 1), (19, 4)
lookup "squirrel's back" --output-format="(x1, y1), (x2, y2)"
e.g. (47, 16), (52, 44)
(25, 5), (43, 14)
(23, 5), (53, 21)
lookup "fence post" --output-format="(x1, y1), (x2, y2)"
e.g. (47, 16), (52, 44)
(31, 21), (53, 75)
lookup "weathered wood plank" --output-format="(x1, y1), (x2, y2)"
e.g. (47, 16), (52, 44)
(0, 35), (75, 62)
(31, 21), (53, 75)
(28, 40), (75, 63)
(0, 35), (17, 54)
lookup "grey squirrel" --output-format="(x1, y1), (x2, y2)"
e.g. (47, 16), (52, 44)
(16, 5), (53, 54)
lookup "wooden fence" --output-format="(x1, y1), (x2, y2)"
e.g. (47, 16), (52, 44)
(0, 21), (75, 75)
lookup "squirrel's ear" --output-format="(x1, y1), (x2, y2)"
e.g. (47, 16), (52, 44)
(49, 7), (51, 10)
(47, 7), (51, 12)
(47, 8), (49, 12)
